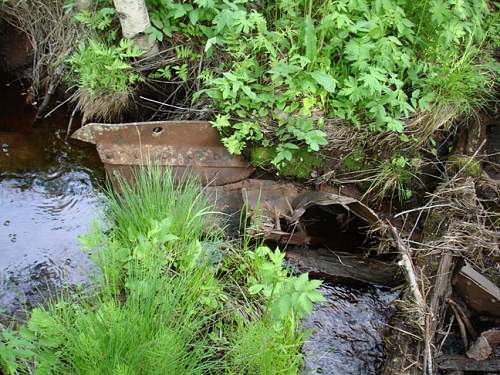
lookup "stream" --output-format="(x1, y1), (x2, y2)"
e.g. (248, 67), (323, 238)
(0, 79), (104, 317)
(302, 283), (399, 374)
(0, 79), (398, 374)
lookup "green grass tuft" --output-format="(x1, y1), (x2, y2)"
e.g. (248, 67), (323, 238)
(0, 166), (322, 375)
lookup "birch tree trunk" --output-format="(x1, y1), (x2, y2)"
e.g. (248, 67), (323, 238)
(113, 0), (158, 53)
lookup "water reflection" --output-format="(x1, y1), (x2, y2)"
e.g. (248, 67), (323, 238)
(0, 80), (104, 317)
(302, 283), (398, 375)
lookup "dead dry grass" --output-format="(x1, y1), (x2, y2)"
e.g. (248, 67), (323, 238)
(74, 89), (132, 123)
(382, 173), (499, 375)
(1, 0), (84, 102)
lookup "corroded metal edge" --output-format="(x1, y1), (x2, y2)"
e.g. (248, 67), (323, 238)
(71, 121), (254, 186)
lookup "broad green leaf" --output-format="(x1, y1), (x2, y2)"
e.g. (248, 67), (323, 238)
(310, 70), (337, 93)
(386, 117), (404, 132)
(204, 37), (222, 52)
(248, 284), (264, 294)
(303, 15), (317, 61)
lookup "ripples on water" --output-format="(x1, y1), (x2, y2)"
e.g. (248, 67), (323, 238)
(0, 80), (105, 317)
(302, 283), (399, 375)
(0, 80), (398, 374)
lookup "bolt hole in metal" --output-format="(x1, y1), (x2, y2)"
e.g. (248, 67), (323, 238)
(152, 126), (164, 136)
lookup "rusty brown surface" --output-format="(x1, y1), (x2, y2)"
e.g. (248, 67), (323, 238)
(71, 121), (254, 186)
(241, 179), (304, 242)
(240, 179), (381, 246)
(453, 262), (500, 318)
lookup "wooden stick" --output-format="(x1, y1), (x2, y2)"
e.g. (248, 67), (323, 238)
(389, 224), (425, 308)
(387, 222), (431, 374)
(448, 301), (469, 350)
(65, 105), (79, 141)
(447, 298), (477, 339)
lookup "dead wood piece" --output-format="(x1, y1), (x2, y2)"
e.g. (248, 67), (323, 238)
(429, 253), (456, 349)
(387, 223), (432, 374)
(65, 106), (79, 141)
(448, 300), (469, 350)
(437, 355), (500, 372)
(447, 298), (477, 339)
(388, 224), (425, 309)
(34, 79), (58, 124)
(285, 247), (403, 287)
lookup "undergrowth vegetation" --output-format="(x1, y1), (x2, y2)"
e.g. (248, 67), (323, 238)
(3, 0), (498, 200)
(0, 166), (324, 374)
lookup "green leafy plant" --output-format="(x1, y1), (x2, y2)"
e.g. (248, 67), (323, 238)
(251, 146), (323, 178)
(74, 7), (116, 31)
(247, 246), (325, 322)
(64, 0), (498, 194)
(195, 0), (495, 184)
(67, 39), (143, 96)
(1, 167), (321, 374)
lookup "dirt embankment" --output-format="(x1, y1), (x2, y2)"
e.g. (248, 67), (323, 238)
(0, 21), (31, 78)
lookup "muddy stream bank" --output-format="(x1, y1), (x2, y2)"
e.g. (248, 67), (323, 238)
(0, 79), (399, 374)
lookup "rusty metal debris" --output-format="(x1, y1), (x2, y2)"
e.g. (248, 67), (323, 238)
(453, 262), (500, 318)
(241, 179), (381, 247)
(71, 121), (254, 186)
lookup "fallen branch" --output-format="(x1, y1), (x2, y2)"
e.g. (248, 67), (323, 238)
(448, 300), (469, 350)
(388, 223), (425, 308)
(387, 222), (431, 375)
(65, 105), (79, 141)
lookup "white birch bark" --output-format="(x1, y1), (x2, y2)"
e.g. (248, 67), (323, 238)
(113, 0), (158, 53)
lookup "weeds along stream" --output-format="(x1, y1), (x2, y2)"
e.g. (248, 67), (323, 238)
(0, 83), (399, 374)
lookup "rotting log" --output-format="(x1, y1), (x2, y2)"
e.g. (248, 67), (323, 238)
(286, 247), (402, 287)
(427, 253), (456, 362)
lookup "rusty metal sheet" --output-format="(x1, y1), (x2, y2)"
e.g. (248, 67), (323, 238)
(241, 180), (381, 246)
(241, 179), (304, 242)
(453, 262), (500, 318)
(291, 191), (380, 225)
(71, 121), (254, 186)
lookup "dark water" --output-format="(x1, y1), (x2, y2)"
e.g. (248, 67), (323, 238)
(302, 283), (399, 375)
(0, 79), (397, 374)
(0, 80), (104, 317)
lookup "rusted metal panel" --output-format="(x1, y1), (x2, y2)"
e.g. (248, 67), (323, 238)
(453, 262), (500, 318)
(71, 121), (254, 186)
(240, 179), (382, 246)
